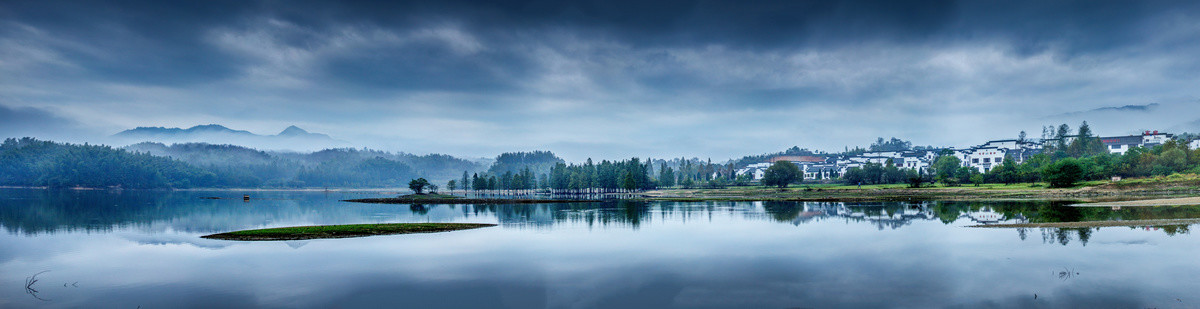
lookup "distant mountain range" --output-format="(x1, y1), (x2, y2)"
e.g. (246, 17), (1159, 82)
(112, 124), (349, 151)
(1044, 103), (1160, 119)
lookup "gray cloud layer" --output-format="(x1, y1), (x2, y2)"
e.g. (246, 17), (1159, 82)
(2, 0), (1199, 160)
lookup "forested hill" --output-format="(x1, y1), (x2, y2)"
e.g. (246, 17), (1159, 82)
(1, 138), (217, 188)
(126, 142), (487, 183)
(0, 138), (486, 189)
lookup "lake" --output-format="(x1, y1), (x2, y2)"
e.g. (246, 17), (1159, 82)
(2, 188), (1199, 308)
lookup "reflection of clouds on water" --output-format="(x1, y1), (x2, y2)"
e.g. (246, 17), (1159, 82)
(950, 286), (1143, 309)
(284, 241), (309, 249)
(63, 283), (261, 309)
(119, 233), (232, 250)
(1097, 239), (1153, 245)
(2, 197), (1199, 308)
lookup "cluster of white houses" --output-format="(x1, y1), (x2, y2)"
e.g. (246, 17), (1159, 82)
(738, 130), (1183, 181)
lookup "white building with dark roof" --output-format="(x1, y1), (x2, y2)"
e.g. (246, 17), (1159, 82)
(964, 147), (1007, 173)
(1099, 131), (1173, 154)
(1046, 131), (1172, 155)
(1100, 135), (1144, 154)
(737, 162), (772, 180)
(803, 163), (839, 180)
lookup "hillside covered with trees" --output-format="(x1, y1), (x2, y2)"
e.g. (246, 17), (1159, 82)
(1, 138), (218, 188)
(0, 138), (487, 189)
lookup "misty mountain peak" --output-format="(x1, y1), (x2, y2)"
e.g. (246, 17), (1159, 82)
(112, 124), (346, 152)
(187, 124), (252, 135)
(278, 125), (310, 136)
(190, 124), (231, 131)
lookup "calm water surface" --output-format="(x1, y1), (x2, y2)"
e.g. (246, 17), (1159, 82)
(2, 188), (1199, 308)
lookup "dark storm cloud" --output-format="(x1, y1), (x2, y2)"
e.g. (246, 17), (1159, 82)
(385, 0), (958, 48)
(6, 0), (1192, 90)
(0, 0), (255, 86)
(0, 104), (86, 139)
(3, 0), (1200, 159)
(249, 0), (1193, 52)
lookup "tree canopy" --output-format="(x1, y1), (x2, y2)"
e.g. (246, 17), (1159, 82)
(869, 137), (913, 152)
(408, 178), (431, 194)
(1043, 158), (1084, 188)
(931, 155), (963, 186)
(762, 161), (801, 189)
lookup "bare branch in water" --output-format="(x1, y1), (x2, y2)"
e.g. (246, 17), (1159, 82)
(25, 270), (51, 301)
(1057, 267), (1079, 281)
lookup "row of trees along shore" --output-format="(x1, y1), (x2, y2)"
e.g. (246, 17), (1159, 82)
(831, 121), (1200, 188)
(447, 152), (761, 194)
(451, 158), (660, 194)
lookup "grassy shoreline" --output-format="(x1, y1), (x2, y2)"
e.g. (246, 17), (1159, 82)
(201, 223), (497, 241)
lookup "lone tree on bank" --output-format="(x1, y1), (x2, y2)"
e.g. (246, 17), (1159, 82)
(932, 155), (963, 186)
(408, 178), (431, 194)
(1043, 158), (1084, 188)
(762, 161), (801, 189)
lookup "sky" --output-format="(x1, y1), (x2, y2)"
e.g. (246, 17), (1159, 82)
(2, 0), (1200, 161)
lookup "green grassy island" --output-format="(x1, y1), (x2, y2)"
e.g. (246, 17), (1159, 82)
(201, 223), (497, 241)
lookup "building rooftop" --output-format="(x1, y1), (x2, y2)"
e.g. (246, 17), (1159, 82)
(769, 156), (825, 163)
(1099, 135), (1144, 146)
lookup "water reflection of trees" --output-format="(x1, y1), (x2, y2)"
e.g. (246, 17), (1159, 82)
(755, 200), (1194, 244)
(762, 202), (803, 223)
(0, 189), (456, 235)
(1030, 227), (1095, 246)
(3, 189), (1197, 242)
(0, 189), (193, 234)
(442, 200), (1196, 244)
(471, 201), (652, 229)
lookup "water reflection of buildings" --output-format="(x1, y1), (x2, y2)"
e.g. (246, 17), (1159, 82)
(478, 201), (1036, 231)
(763, 202), (1029, 230)
(963, 209), (1027, 225)
(749, 201), (939, 229)
(832, 202), (937, 230)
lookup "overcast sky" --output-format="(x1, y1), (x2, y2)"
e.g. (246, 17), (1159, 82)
(3, 0), (1200, 161)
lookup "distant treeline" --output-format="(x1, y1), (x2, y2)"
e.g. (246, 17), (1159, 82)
(0, 138), (486, 189)
(457, 157), (659, 193)
(453, 152), (749, 192)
